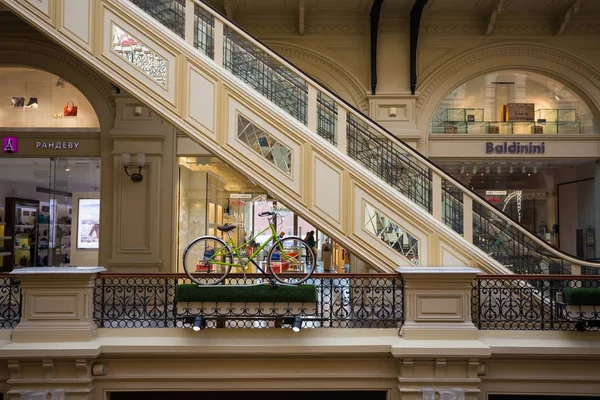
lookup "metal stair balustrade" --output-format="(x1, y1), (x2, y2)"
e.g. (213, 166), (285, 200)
(5, 0), (600, 274)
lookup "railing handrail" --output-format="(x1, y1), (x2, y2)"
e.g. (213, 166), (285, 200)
(476, 274), (600, 280)
(123, 0), (600, 270)
(97, 272), (402, 278)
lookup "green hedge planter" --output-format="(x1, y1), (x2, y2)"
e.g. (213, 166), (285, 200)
(176, 284), (317, 303)
(560, 288), (600, 322)
(562, 288), (600, 306)
(175, 284), (319, 320)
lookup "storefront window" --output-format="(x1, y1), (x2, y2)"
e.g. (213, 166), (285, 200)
(430, 70), (597, 135)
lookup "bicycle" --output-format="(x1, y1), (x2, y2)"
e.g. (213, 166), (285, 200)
(182, 211), (316, 286)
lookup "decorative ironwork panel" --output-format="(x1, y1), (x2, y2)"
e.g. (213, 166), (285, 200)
(237, 113), (292, 176)
(473, 276), (600, 332)
(0, 277), (20, 329)
(472, 202), (570, 275)
(347, 115), (432, 212)
(128, 0), (185, 38)
(112, 24), (168, 86)
(94, 274), (404, 329)
(442, 178), (463, 235)
(194, 4), (214, 58)
(364, 203), (419, 265)
(317, 92), (337, 145)
(224, 26), (308, 125)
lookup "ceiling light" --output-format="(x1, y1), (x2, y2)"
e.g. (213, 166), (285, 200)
(528, 173), (531, 177)
(497, 166), (501, 174)
(460, 165), (465, 174)
(485, 166), (490, 174)
(522, 166), (526, 174)
(555, 95), (560, 101)
(65, 165), (70, 172)
(472, 166), (477, 174)
(509, 166), (514, 174)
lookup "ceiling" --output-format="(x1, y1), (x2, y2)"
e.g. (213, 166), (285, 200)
(205, 0), (600, 20)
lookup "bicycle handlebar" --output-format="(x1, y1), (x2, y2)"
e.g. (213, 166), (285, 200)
(258, 211), (275, 217)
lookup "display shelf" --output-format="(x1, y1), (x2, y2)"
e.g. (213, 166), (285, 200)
(0, 252), (11, 257)
(443, 108), (484, 122)
(0, 236), (12, 240)
(535, 109), (576, 122)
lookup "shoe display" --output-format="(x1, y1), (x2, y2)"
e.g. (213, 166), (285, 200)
(11, 96), (25, 108)
(25, 97), (38, 108)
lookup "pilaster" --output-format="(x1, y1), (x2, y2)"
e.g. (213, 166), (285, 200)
(367, 94), (422, 150)
(107, 95), (178, 272)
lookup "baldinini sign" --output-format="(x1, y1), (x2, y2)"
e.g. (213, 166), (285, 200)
(485, 141), (545, 155)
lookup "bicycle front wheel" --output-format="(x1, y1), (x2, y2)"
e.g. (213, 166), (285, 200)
(183, 236), (233, 285)
(267, 237), (316, 285)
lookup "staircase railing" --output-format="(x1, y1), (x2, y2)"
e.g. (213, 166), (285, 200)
(124, 0), (600, 274)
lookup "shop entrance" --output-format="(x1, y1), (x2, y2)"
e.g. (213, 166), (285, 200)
(0, 157), (101, 271)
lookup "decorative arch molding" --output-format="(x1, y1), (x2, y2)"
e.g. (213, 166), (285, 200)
(267, 42), (369, 113)
(416, 42), (600, 134)
(0, 38), (116, 128)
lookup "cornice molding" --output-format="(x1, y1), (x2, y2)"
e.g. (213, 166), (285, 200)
(416, 43), (600, 116)
(0, 38), (116, 123)
(269, 43), (369, 113)
(245, 23), (366, 36)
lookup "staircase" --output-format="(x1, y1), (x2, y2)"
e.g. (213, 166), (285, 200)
(3, 0), (599, 274)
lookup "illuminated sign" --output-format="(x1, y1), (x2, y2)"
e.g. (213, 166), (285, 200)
(2, 137), (17, 153)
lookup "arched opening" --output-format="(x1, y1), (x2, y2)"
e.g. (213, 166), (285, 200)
(0, 67), (103, 271)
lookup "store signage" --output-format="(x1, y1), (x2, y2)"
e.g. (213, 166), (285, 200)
(485, 191), (507, 196)
(230, 194), (252, 199)
(36, 141), (80, 150)
(2, 137), (18, 153)
(485, 141), (545, 155)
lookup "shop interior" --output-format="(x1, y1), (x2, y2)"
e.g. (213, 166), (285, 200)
(435, 159), (597, 259)
(177, 156), (352, 273)
(0, 159), (101, 271)
(430, 70), (598, 135)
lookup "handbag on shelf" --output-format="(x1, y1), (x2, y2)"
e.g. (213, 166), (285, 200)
(11, 97), (25, 108)
(63, 101), (78, 116)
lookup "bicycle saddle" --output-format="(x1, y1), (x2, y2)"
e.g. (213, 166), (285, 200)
(258, 211), (275, 217)
(216, 224), (236, 232)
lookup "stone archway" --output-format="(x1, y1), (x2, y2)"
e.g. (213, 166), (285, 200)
(267, 42), (369, 114)
(416, 42), (600, 141)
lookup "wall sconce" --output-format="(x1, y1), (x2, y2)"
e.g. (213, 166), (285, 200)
(388, 107), (398, 118)
(121, 152), (145, 183)
(133, 106), (143, 116)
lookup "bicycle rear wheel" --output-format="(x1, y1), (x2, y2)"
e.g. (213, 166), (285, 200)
(183, 236), (233, 285)
(267, 237), (316, 285)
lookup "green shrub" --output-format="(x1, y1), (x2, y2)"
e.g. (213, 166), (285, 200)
(176, 284), (317, 303)
(562, 287), (600, 306)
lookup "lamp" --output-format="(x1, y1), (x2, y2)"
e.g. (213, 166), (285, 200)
(122, 152), (145, 183)
(192, 315), (206, 331)
(292, 317), (302, 332)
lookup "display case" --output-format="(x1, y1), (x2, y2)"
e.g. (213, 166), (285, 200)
(535, 109), (576, 122)
(488, 122), (513, 134)
(4, 197), (40, 271)
(0, 223), (10, 270)
(443, 108), (484, 122)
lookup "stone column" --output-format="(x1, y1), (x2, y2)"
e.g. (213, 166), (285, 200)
(10, 267), (105, 343)
(397, 266), (480, 340)
(107, 95), (178, 272)
(595, 161), (600, 258)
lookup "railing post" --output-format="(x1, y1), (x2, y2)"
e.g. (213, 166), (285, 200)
(432, 172), (442, 222)
(572, 264), (582, 275)
(463, 194), (473, 243)
(307, 85), (318, 132)
(184, 0), (195, 46)
(337, 105), (347, 155)
(213, 18), (224, 66)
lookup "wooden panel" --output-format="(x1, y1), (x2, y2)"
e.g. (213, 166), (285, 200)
(187, 63), (216, 136)
(313, 154), (342, 226)
(62, 0), (92, 49)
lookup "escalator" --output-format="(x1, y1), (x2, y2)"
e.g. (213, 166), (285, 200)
(3, 0), (599, 274)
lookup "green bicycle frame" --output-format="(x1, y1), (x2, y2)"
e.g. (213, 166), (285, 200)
(202, 221), (281, 272)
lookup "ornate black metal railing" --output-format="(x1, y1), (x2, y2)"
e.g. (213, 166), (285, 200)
(0, 276), (21, 329)
(223, 26), (308, 125)
(317, 92), (338, 145)
(472, 275), (600, 331)
(194, 4), (214, 58)
(94, 273), (404, 329)
(346, 115), (432, 212)
(473, 203), (571, 275)
(442, 178), (463, 235)
(129, 0), (185, 38)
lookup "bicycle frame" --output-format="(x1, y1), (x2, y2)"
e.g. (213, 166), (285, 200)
(203, 220), (280, 275)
